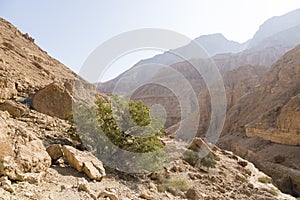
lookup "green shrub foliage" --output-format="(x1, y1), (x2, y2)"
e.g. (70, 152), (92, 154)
(70, 95), (167, 171)
(95, 95), (164, 153)
(183, 149), (217, 170)
(200, 152), (217, 170)
(183, 149), (199, 166)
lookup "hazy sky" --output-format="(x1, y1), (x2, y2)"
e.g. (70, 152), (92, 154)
(1, 1), (300, 81)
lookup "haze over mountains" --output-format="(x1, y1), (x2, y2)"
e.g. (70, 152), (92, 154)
(99, 8), (300, 92)
(249, 8), (300, 48)
(112, 8), (300, 77)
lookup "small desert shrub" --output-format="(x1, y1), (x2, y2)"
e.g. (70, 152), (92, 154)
(183, 150), (218, 170)
(200, 152), (217, 170)
(159, 175), (190, 195)
(258, 176), (272, 184)
(183, 149), (199, 166)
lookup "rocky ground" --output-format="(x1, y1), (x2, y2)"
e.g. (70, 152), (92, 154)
(0, 108), (295, 200)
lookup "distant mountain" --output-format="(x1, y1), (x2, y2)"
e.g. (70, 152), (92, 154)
(136, 33), (245, 67)
(248, 8), (300, 48)
(248, 24), (300, 51)
(194, 33), (246, 56)
(100, 9), (300, 92)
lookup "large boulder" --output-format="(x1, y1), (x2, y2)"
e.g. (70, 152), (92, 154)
(32, 82), (73, 119)
(0, 111), (51, 180)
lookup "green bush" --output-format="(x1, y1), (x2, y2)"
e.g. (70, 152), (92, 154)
(200, 152), (217, 170)
(95, 95), (164, 153)
(70, 95), (167, 172)
(159, 175), (190, 195)
(183, 150), (199, 166)
(183, 150), (217, 170)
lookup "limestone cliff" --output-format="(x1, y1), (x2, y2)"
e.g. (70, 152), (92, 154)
(220, 45), (300, 196)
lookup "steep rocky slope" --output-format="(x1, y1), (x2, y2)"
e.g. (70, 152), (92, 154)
(0, 18), (76, 99)
(196, 65), (268, 136)
(222, 45), (300, 142)
(0, 17), (295, 200)
(220, 45), (300, 196)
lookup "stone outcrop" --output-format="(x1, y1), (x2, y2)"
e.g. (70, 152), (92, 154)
(243, 94), (300, 146)
(62, 145), (106, 180)
(198, 65), (267, 136)
(246, 127), (300, 146)
(185, 187), (204, 200)
(219, 45), (300, 196)
(188, 137), (214, 156)
(276, 94), (300, 133)
(46, 144), (63, 161)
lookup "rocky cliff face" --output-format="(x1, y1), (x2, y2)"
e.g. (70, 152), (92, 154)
(220, 45), (300, 196)
(197, 65), (267, 136)
(222, 45), (300, 138)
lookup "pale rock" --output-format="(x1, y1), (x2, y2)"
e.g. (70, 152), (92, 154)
(0, 78), (17, 100)
(98, 190), (118, 200)
(77, 177), (95, 199)
(24, 192), (34, 198)
(148, 182), (157, 192)
(0, 176), (14, 193)
(20, 172), (45, 184)
(140, 190), (155, 200)
(82, 161), (103, 181)
(62, 145), (105, 180)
